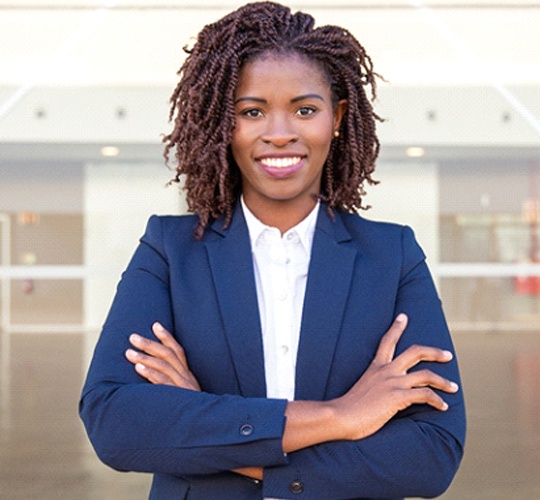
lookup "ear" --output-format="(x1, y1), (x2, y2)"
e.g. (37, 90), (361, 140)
(333, 99), (348, 131)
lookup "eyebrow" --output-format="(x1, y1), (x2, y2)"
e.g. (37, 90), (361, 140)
(234, 93), (325, 105)
(234, 97), (267, 105)
(291, 94), (325, 103)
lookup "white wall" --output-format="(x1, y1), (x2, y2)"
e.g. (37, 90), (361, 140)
(1, 86), (538, 146)
(83, 162), (185, 357)
(363, 161), (440, 268)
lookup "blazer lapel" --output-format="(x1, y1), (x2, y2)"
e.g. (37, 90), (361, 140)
(295, 208), (357, 401)
(204, 207), (267, 398)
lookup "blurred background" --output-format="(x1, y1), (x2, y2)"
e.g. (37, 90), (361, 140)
(0, 0), (539, 498)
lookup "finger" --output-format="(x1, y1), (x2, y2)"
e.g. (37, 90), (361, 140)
(127, 350), (200, 390)
(125, 348), (186, 387)
(134, 362), (176, 386)
(152, 322), (189, 366)
(374, 313), (408, 365)
(129, 333), (167, 356)
(392, 344), (453, 373)
(129, 333), (185, 373)
(404, 369), (459, 394)
(405, 386), (450, 412)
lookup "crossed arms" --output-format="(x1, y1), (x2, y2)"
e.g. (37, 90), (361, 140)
(80, 216), (465, 499)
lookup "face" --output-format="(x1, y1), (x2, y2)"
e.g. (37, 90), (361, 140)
(230, 53), (347, 219)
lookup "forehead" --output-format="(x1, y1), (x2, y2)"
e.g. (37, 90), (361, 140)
(235, 53), (331, 96)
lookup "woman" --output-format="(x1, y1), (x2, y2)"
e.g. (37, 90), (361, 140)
(80, 2), (465, 499)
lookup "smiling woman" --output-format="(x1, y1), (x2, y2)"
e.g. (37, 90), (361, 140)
(79, 2), (465, 499)
(231, 54), (347, 232)
(159, 2), (382, 240)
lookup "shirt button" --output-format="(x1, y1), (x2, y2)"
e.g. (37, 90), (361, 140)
(278, 291), (288, 300)
(239, 424), (253, 437)
(289, 481), (304, 494)
(286, 232), (300, 242)
(281, 345), (289, 355)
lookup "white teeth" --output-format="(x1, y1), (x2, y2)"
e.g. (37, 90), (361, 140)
(260, 156), (301, 168)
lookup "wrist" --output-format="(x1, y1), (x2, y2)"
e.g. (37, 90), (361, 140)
(282, 400), (342, 453)
(325, 397), (358, 441)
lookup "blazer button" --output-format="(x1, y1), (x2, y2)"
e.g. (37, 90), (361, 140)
(239, 424), (253, 436)
(289, 480), (304, 494)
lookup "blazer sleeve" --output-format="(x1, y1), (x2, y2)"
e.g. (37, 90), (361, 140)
(79, 215), (288, 475)
(261, 226), (466, 500)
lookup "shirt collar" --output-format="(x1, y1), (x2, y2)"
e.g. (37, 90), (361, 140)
(241, 196), (319, 254)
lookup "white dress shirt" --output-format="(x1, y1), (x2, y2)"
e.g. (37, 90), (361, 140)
(241, 197), (319, 401)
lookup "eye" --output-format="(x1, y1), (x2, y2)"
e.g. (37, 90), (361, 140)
(240, 108), (263, 118)
(296, 106), (317, 117)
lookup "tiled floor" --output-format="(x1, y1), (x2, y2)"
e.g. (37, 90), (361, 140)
(1, 329), (539, 499)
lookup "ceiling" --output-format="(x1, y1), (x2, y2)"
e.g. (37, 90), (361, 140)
(0, 0), (539, 87)
(0, 1), (538, 163)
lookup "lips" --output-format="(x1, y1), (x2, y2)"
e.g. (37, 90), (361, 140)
(256, 155), (305, 178)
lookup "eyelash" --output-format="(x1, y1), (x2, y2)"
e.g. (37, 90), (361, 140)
(241, 108), (263, 118)
(239, 106), (318, 118)
(296, 106), (317, 117)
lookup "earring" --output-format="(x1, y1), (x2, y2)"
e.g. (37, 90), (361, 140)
(333, 130), (340, 138)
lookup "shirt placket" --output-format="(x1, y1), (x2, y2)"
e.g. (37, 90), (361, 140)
(269, 233), (295, 401)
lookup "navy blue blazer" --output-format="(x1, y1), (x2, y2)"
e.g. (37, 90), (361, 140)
(80, 203), (465, 499)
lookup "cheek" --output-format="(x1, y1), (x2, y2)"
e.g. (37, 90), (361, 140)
(230, 130), (245, 161)
(230, 130), (255, 179)
(308, 129), (333, 155)
(230, 123), (253, 153)
(304, 116), (334, 150)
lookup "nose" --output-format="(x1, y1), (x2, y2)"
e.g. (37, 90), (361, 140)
(261, 114), (298, 147)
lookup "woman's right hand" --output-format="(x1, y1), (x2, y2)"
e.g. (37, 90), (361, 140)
(125, 322), (201, 391)
(125, 323), (262, 480)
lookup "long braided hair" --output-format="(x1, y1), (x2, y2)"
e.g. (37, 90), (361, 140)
(163, 1), (382, 237)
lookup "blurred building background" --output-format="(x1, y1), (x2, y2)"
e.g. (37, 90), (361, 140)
(0, 0), (539, 498)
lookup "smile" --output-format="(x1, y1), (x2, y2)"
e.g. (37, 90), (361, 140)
(259, 156), (303, 168)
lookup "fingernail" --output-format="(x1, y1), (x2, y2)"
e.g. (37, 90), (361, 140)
(442, 402), (449, 411)
(443, 350), (453, 360)
(126, 348), (139, 359)
(153, 322), (164, 332)
(450, 382), (459, 392)
(130, 333), (141, 343)
(396, 313), (406, 323)
(135, 363), (146, 371)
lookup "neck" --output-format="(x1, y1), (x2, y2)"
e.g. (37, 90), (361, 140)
(242, 196), (318, 234)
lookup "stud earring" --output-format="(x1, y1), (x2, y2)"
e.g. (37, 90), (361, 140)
(333, 130), (340, 138)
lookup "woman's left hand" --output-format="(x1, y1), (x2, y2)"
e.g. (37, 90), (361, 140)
(125, 322), (201, 391)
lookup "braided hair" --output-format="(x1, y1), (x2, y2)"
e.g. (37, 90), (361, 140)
(163, 1), (382, 237)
